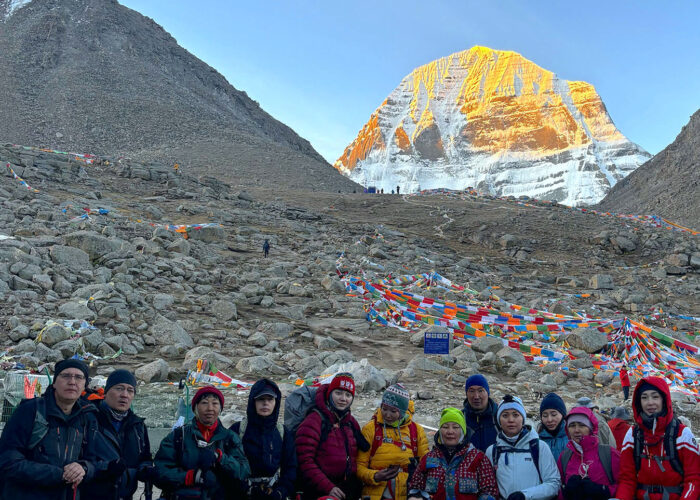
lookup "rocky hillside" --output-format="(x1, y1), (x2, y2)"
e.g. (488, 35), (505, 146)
(335, 46), (650, 205)
(597, 109), (700, 229)
(0, 0), (357, 191)
(2, 144), (698, 430)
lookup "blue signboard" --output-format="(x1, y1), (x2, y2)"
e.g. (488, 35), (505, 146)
(424, 328), (451, 355)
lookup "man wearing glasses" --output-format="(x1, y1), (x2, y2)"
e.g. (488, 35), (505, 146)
(0, 358), (99, 499)
(83, 369), (154, 500)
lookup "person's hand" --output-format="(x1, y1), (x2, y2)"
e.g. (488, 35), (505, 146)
(136, 464), (157, 481)
(106, 458), (127, 479)
(328, 486), (346, 499)
(63, 462), (86, 485)
(197, 449), (218, 470)
(580, 478), (610, 499)
(507, 493), (526, 500)
(374, 465), (400, 482)
(196, 470), (218, 489)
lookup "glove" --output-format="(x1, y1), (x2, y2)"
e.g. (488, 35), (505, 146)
(197, 449), (218, 470)
(507, 493), (526, 500)
(105, 459), (127, 479)
(563, 474), (583, 499)
(195, 470), (218, 490)
(136, 464), (157, 481)
(580, 478), (610, 500)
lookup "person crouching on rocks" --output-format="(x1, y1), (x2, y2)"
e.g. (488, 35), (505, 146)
(153, 386), (250, 500)
(407, 407), (499, 500)
(485, 395), (560, 500)
(538, 393), (569, 462)
(558, 406), (620, 500)
(231, 378), (296, 500)
(83, 369), (154, 500)
(357, 384), (429, 499)
(295, 372), (369, 500)
(615, 377), (700, 500)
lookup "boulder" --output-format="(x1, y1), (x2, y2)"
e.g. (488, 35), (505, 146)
(150, 314), (194, 347)
(496, 346), (526, 365)
(471, 335), (504, 354)
(58, 301), (96, 320)
(187, 225), (224, 242)
(566, 328), (609, 354)
(247, 332), (269, 347)
(64, 231), (127, 260)
(211, 300), (238, 321)
(324, 358), (387, 392)
(182, 346), (234, 371)
(50, 245), (91, 270)
(236, 356), (286, 375)
(41, 323), (72, 346)
(135, 359), (170, 382)
(589, 274), (614, 290)
(153, 294), (175, 309)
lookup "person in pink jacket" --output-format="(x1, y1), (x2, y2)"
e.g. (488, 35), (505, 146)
(557, 406), (620, 500)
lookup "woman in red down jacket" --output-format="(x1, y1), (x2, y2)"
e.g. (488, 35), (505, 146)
(558, 406), (620, 500)
(616, 376), (700, 500)
(295, 373), (369, 500)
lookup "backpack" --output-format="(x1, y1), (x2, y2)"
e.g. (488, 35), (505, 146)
(633, 418), (684, 476)
(560, 444), (614, 484)
(491, 438), (543, 483)
(283, 385), (318, 435)
(369, 414), (419, 461)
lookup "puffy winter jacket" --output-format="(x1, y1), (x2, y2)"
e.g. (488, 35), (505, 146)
(82, 401), (152, 500)
(230, 378), (296, 500)
(557, 406), (620, 500)
(295, 383), (364, 498)
(408, 432), (499, 500)
(620, 369), (631, 387)
(538, 421), (569, 463)
(485, 426), (560, 500)
(0, 386), (99, 500)
(463, 398), (499, 452)
(608, 418), (631, 452)
(616, 377), (700, 500)
(356, 401), (429, 500)
(154, 418), (250, 500)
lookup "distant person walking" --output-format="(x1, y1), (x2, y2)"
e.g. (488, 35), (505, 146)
(396, 185), (400, 195)
(262, 239), (270, 258)
(620, 364), (631, 401)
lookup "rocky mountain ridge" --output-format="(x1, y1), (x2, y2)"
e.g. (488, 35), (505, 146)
(1, 143), (698, 430)
(335, 46), (650, 205)
(597, 109), (700, 229)
(0, 0), (357, 191)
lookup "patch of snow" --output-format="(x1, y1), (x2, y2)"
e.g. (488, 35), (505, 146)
(0, 234), (16, 240)
(4, 0), (32, 19)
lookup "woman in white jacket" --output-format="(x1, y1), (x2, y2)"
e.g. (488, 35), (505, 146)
(485, 395), (561, 500)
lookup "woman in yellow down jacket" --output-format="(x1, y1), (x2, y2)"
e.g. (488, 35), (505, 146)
(357, 384), (429, 500)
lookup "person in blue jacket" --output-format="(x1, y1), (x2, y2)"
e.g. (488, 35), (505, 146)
(537, 392), (569, 462)
(231, 378), (296, 500)
(0, 358), (100, 500)
(82, 369), (154, 500)
(461, 374), (498, 452)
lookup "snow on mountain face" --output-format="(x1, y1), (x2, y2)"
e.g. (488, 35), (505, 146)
(1, 0), (32, 19)
(335, 46), (650, 205)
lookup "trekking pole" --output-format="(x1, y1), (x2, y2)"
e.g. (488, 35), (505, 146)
(144, 479), (153, 500)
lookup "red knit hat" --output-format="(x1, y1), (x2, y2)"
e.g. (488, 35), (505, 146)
(191, 385), (224, 411)
(328, 372), (355, 396)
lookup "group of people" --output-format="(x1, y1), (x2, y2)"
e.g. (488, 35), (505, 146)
(0, 359), (698, 500)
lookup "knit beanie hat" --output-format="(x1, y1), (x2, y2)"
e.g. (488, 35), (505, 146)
(439, 407), (467, 435)
(567, 413), (593, 430)
(465, 374), (490, 395)
(637, 381), (662, 399)
(382, 384), (410, 417)
(576, 396), (596, 409)
(328, 372), (355, 397)
(53, 358), (89, 384)
(540, 392), (567, 418)
(611, 406), (632, 421)
(105, 369), (137, 393)
(497, 395), (526, 423)
(191, 385), (225, 411)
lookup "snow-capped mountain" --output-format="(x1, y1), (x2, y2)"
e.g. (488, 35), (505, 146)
(335, 46), (650, 205)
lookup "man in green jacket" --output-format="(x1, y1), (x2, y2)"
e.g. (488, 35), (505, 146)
(154, 386), (250, 499)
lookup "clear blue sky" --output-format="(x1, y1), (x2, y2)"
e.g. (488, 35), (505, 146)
(120, 0), (700, 163)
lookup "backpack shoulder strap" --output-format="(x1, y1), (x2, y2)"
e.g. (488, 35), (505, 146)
(664, 417), (683, 476)
(173, 425), (185, 465)
(597, 444), (614, 484)
(28, 397), (49, 451)
(529, 439), (543, 483)
(238, 417), (248, 439)
(313, 408), (332, 443)
(633, 424), (643, 471)
(409, 421), (419, 456)
(369, 415), (383, 460)
(560, 448), (573, 475)
(276, 422), (284, 441)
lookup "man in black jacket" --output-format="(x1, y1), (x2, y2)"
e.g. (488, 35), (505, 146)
(231, 378), (296, 500)
(83, 369), (153, 500)
(0, 358), (99, 500)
